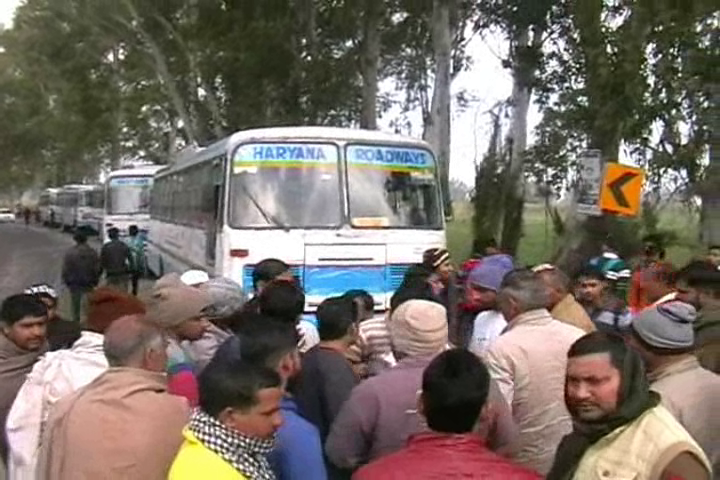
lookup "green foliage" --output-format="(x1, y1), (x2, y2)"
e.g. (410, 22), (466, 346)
(0, 0), (476, 190)
(528, 0), (717, 194)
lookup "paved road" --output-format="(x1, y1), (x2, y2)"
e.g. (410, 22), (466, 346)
(0, 222), (76, 300)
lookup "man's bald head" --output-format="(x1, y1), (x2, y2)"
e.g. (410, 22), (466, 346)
(103, 315), (166, 369)
(537, 268), (571, 293)
(535, 267), (571, 309)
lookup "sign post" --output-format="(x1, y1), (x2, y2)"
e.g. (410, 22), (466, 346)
(575, 150), (603, 216)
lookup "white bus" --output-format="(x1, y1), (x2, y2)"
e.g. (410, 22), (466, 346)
(145, 127), (446, 312)
(76, 185), (104, 234)
(58, 185), (90, 232)
(38, 188), (60, 227)
(56, 184), (105, 233)
(104, 164), (165, 242)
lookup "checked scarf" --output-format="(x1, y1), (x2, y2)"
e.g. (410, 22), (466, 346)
(189, 409), (276, 480)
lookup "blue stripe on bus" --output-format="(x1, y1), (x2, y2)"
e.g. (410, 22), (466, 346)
(242, 264), (412, 297)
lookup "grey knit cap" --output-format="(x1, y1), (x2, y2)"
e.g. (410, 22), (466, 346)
(632, 301), (697, 349)
(200, 277), (246, 319)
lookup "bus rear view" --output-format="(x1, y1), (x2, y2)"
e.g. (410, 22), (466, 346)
(104, 164), (164, 242)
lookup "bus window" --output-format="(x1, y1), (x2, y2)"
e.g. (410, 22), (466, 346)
(346, 145), (442, 229)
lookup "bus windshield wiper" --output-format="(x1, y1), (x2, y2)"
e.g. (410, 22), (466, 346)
(237, 182), (290, 231)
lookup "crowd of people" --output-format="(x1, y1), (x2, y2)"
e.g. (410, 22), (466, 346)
(0, 236), (718, 479)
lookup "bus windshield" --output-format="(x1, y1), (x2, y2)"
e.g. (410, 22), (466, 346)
(229, 143), (341, 228)
(346, 144), (442, 229)
(106, 176), (152, 215)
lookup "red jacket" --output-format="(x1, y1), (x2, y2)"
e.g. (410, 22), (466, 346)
(352, 433), (541, 480)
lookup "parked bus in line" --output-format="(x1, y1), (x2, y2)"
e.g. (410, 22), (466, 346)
(56, 184), (105, 233)
(38, 188), (61, 227)
(145, 126), (446, 313)
(103, 164), (165, 242)
(75, 185), (104, 234)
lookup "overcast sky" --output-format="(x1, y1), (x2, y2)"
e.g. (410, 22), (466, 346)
(0, 1), (539, 183)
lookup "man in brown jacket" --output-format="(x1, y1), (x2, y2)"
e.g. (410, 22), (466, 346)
(627, 302), (720, 474)
(38, 315), (190, 480)
(676, 261), (720, 373)
(534, 265), (596, 333)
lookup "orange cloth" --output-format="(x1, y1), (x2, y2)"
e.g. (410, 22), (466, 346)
(629, 270), (648, 314)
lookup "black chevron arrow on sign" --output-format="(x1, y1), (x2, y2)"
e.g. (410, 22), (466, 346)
(608, 172), (638, 208)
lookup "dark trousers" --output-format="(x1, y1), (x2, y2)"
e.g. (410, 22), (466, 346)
(131, 272), (141, 296)
(105, 274), (129, 292)
(69, 287), (90, 323)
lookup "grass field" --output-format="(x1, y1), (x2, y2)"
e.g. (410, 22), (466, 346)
(446, 201), (702, 267)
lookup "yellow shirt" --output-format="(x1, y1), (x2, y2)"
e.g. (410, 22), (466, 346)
(168, 429), (247, 480)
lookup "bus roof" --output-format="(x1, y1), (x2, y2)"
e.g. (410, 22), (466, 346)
(106, 164), (165, 178)
(162, 126), (434, 174)
(227, 126), (431, 146)
(60, 184), (102, 191)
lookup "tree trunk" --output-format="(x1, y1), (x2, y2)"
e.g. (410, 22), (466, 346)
(499, 28), (533, 255)
(700, 83), (720, 246)
(119, 0), (200, 146)
(359, 0), (382, 129)
(554, 0), (650, 273)
(473, 109), (504, 244)
(110, 46), (122, 169)
(425, 0), (453, 217)
(554, 138), (622, 274)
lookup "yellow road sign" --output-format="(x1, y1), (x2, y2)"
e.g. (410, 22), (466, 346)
(600, 163), (645, 216)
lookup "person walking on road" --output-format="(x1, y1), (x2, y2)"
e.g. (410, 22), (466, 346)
(127, 225), (146, 296)
(100, 227), (133, 292)
(61, 232), (101, 323)
(22, 208), (31, 227)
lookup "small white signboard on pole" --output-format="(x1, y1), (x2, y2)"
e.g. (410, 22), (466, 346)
(576, 149), (603, 216)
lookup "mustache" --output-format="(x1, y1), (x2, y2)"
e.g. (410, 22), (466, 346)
(566, 400), (599, 409)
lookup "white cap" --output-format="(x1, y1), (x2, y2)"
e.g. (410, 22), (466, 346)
(180, 270), (210, 287)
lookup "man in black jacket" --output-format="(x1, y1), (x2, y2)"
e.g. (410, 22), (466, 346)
(100, 227), (133, 293)
(61, 232), (101, 322)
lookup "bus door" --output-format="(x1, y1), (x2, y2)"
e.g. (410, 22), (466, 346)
(205, 158), (224, 266)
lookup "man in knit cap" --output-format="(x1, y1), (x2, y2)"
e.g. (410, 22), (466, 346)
(327, 300), (517, 470)
(184, 276), (245, 372)
(6, 288), (145, 479)
(422, 247), (458, 337)
(145, 273), (212, 406)
(455, 253), (513, 347)
(626, 301), (720, 473)
(466, 258), (514, 354)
